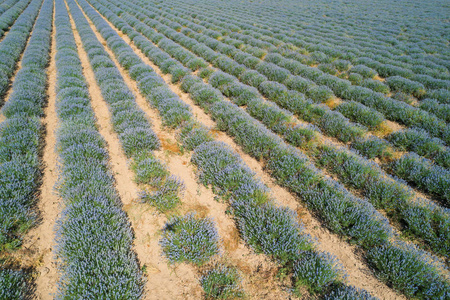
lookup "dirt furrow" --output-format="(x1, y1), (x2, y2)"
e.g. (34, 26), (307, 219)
(83, 2), (405, 299)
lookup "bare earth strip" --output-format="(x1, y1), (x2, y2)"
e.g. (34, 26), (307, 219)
(74, 1), (298, 298)
(83, 3), (405, 298)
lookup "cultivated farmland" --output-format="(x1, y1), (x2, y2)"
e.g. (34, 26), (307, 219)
(0, 0), (449, 299)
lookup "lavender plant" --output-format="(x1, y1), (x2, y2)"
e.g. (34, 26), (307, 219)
(0, 0), (52, 250)
(160, 213), (220, 266)
(200, 264), (244, 299)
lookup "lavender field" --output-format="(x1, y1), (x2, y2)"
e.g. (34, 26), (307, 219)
(0, 0), (449, 299)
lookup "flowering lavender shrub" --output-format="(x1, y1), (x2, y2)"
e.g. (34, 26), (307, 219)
(186, 57), (208, 71)
(388, 128), (449, 168)
(368, 241), (450, 298)
(324, 284), (377, 300)
(306, 85), (334, 103)
(391, 153), (450, 204)
(332, 59), (352, 72)
(315, 74), (352, 98)
(209, 71), (235, 88)
(318, 63), (338, 75)
(419, 98), (450, 123)
(360, 79), (390, 94)
(214, 55), (240, 75)
(141, 175), (184, 212)
(190, 82), (224, 110)
(348, 72), (363, 85)
(239, 69), (267, 87)
(233, 200), (313, 264)
(259, 80), (288, 101)
(256, 61), (290, 82)
(132, 155), (169, 185)
(177, 120), (213, 150)
(427, 89), (450, 104)
(198, 66), (215, 79)
(0, 269), (28, 300)
(293, 250), (346, 294)
(351, 136), (394, 160)
(350, 65), (378, 79)
(309, 51), (330, 64)
(129, 63), (155, 80)
(336, 101), (385, 129)
(0, 118), (40, 163)
(160, 213), (219, 265)
(402, 198), (450, 256)
(386, 76), (426, 98)
(211, 101), (283, 159)
(200, 264), (244, 299)
(284, 75), (315, 93)
(318, 109), (366, 143)
(181, 74), (204, 92)
(192, 141), (257, 196)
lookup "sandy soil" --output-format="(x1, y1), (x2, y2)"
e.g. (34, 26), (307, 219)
(383, 119), (405, 133)
(84, 3), (405, 298)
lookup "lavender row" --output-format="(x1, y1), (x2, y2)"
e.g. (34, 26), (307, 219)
(207, 5), (449, 98)
(0, 0), (28, 16)
(180, 0), (450, 73)
(0, 0), (42, 104)
(53, 0), (144, 297)
(0, 0), (51, 297)
(0, 0), (49, 251)
(204, 69), (450, 257)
